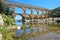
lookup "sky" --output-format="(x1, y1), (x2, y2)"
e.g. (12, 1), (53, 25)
(9, 0), (60, 20)
(9, 0), (60, 9)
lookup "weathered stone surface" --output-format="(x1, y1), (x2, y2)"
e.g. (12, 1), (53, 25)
(0, 33), (2, 40)
(0, 15), (4, 26)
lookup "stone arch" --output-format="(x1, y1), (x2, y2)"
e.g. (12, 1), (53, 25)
(15, 7), (24, 14)
(39, 10), (42, 15)
(33, 9), (37, 15)
(42, 11), (47, 19)
(15, 15), (22, 21)
(26, 8), (31, 14)
(39, 10), (43, 19)
(26, 15), (30, 20)
(43, 11), (46, 15)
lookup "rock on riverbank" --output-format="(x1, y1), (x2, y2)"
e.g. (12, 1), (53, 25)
(0, 33), (2, 40)
(0, 14), (4, 26)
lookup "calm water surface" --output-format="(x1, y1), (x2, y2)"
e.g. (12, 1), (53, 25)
(15, 22), (60, 40)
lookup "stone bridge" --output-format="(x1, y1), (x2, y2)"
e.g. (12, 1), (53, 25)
(3, 0), (51, 22)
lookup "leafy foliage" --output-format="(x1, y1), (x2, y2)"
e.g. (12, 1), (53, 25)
(0, 0), (4, 13)
(2, 14), (15, 25)
(0, 0), (13, 16)
(49, 7), (60, 17)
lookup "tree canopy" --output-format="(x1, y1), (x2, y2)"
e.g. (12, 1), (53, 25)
(0, 0), (13, 16)
(0, 0), (4, 13)
(49, 7), (60, 17)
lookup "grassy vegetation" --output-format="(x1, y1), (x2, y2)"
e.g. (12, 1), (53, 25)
(0, 14), (19, 40)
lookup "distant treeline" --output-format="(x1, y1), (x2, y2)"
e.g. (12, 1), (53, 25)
(49, 7), (60, 17)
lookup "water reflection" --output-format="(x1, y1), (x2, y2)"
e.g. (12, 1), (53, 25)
(26, 28), (32, 34)
(15, 22), (48, 37)
(33, 27), (38, 33)
(16, 22), (23, 27)
(39, 27), (43, 32)
(15, 22), (60, 39)
(16, 29), (24, 36)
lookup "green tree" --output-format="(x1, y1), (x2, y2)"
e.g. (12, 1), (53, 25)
(0, 0), (4, 13)
(0, 0), (13, 16)
(50, 7), (60, 17)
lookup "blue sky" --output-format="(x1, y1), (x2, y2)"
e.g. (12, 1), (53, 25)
(9, 0), (60, 20)
(9, 0), (60, 9)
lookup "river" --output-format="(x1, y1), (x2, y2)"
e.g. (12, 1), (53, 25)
(15, 21), (60, 40)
